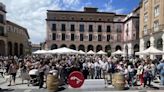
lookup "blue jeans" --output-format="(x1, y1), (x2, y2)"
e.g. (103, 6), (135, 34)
(160, 72), (164, 85)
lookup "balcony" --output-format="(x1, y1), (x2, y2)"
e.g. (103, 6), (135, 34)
(152, 24), (164, 34)
(143, 29), (151, 36)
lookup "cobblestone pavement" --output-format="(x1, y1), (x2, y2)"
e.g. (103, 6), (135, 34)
(0, 76), (164, 92)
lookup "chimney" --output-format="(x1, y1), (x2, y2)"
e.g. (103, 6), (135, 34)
(84, 7), (98, 13)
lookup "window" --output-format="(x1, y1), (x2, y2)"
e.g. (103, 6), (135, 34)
(80, 18), (83, 21)
(144, 0), (148, 3)
(89, 34), (92, 41)
(71, 17), (74, 20)
(126, 24), (129, 36)
(154, 20), (159, 32)
(144, 12), (148, 22)
(52, 33), (56, 40)
(80, 34), (83, 41)
(70, 24), (75, 31)
(98, 18), (102, 21)
(107, 35), (110, 41)
(0, 14), (4, 23)
(144, 25), (147, 35)
(71, 34), (74, 41)
(98, 25), (102, 32)
(98, 35), (102, 41)
(62, 33), (65, 40)
(52, 24), (56, 31)
(61, 24), (65, 31)
(79, 24), (84, 32)
(107, 25), (111, 32)
(0, 26), (4, 36)
(154, 5), (160, 17)
(117, 25), (121, 32)
(89, 25), (93, 32)
(144, 0), (148, 11)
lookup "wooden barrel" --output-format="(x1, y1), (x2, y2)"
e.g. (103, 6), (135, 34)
(47, 74), (59, 92)
(112, 73), (125, 90)
(112, 74), (116, 86)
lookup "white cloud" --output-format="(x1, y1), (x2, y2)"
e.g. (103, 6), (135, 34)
(100, 0), (126, 14)
(0, 0), (81, 44)
(0, 0), (126, 44)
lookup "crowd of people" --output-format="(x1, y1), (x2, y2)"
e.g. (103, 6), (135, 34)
(0, 55), (164, 89)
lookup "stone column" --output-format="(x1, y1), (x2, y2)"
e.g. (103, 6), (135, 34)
(150, 36), (155, 59)
(5, 41), (8, 56)
(139, 38), (144, 58)
(162, 34), (164, 59)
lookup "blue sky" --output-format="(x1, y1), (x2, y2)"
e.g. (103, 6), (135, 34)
(0, 0), (140, 43)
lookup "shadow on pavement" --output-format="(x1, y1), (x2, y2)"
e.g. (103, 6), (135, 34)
(0, 88), (14, 92)
(58, 86), (66, 92)
(149, 85), (160, 90)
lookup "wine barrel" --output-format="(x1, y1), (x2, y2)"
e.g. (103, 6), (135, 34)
(112, 74), (116, 86)
(112, 73), (125, 90)
(47, 74), (59, 92)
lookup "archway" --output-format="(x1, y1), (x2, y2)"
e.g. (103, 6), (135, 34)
(20, 44), (23, 56)
(105, 45), (111, 52)
(134, 44), (139, 54)
(78, 45), (85, 51)
(115, 45), (122, 51)
(70, 44), (76, 50)
(14, 42), (18, 56)
(145, 40), (150, 49)
(60, 44), (67, 48)
(96, 45), (102, 52)
(125, 45), (128, 56)
(51, 44), (58, 50)
(0, 40), (5, 56)
(157, 38), (163, 50)
(8, 41), (12, 55)
(87, 45), (94, 51)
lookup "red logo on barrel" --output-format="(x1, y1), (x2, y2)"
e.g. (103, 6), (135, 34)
(68, 71), (84, 88)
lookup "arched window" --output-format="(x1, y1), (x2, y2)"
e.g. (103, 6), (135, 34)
(78, 45), (85, 51)
(60, 44), (67, 48)
(51, 44), (58, 50)
(8, 42), (12, 55)
(20, 44), (23, 56)
(87, 45), (94, 51)
(0, 40), (5, 56)
(105, 45), (111, 52)
(14, 42), (18, 56)
(115, 45), (122, 51)
(96, 45), (102, 52)
(69, 44), (76, 50)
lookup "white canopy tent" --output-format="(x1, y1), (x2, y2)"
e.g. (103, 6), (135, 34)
(135, 46), (164, 55)
(112, 50), (124, 55)
(87, 50), (96, 55)
(32, 50), (48, 54)
(78, 50), (86, 54)
(97, 50), (107, 55)
(48, 47), (79, 54)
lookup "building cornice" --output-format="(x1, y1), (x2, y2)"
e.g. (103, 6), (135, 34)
(46, 19), (125, 23)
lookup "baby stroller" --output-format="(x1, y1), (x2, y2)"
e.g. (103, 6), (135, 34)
(29, 69), (39, 86)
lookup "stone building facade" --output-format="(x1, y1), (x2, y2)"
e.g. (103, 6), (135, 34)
(0, 2), (30, 56)
(123, 7), (140, 57)
(139, 0), (164, 59)
(45, 7), (126, 53)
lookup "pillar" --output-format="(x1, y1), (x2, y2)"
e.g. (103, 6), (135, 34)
(150, 36), (155, 59)
(162, 34), (164, 59)
(140, 38), (145, 58)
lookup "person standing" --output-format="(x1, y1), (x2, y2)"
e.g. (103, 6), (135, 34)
(157, 60), (164, 85)
(8, 60), (18, 86)
(137, 63), (144, 88)
(38, 61), (46, 89)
